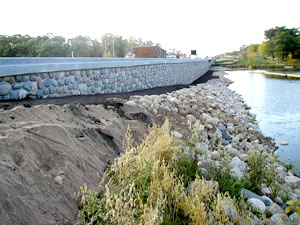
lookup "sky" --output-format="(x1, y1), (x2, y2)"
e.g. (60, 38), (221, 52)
(1, 0), (299, 57)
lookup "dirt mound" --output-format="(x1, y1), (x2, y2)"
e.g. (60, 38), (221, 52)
(0, 99), (153, 225)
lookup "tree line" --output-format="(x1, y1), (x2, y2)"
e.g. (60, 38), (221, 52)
(217, 26), (300, 64)
(247, 26), (300, 62)
(0, 33), (163, 57)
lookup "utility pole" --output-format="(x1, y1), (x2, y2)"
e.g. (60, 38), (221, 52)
(112, 39), (115, 57)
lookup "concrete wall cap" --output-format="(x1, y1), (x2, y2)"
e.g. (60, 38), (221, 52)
(0, 57), (208, 77)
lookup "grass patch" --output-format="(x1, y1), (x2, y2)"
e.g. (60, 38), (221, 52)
(203, 153), (251, 198)
(78, 121), (275, 224)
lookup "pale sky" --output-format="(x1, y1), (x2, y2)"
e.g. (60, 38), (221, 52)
(1, 0), (299, 57)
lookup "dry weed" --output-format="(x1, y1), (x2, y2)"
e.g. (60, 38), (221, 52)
(79, 120), (254, 225)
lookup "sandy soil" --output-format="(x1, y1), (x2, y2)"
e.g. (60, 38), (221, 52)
(0, 99), (153, 225)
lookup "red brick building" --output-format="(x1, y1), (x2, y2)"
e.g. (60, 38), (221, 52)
(134, 46), (166, 58)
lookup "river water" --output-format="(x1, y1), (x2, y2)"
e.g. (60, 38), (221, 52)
(225, 70), (300, 170)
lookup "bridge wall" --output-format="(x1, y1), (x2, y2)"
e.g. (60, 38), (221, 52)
(0, 58), (210, 100)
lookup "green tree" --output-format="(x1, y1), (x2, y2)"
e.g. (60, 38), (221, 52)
(257, 42), (267, 58)
(0, 34), (50, 57)
(124, 37), (138, 52)
(37, 35), (70, 57)
(69, 36), (90, 57)
(101, 34), (126, 57)
(265, 26), (286, 40)
(265, 40), (276, 60)
(113, 36), (126, 57)
(294, 35), (300, 59)
(247, 44), (257, 64)
(0, 35), (12, 56)
(264, 26), (300, 61)
(88, 39), (103, 57)
(10, 35), (31, 56)
(0, 35), (33, 56)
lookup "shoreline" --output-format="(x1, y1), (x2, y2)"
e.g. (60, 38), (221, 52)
(212, 66), (300, 74)
(218, 63), (300, 71)
(223, 69), (300, 171)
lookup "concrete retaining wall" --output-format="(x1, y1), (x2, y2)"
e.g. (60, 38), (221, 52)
(0, 58), (210, 100)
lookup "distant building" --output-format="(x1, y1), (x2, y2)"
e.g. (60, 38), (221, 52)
(134, 46), (166, 58)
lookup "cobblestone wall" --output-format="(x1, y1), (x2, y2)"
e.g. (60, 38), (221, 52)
(0, 60), (209, 100)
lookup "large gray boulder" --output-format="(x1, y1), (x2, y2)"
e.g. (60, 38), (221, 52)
(247, 198), (266, 214)
(289, 212), (300, 225)
(240, 188), (262, 200)
(261, 196), (274, 206)
(285, 175), (300, 189)
(270, 213), (290, 225)
(230, 157), (248, 178)
(266, 203), (285, 215)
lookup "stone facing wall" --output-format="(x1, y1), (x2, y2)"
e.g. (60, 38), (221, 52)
(0, 61), (209, 100)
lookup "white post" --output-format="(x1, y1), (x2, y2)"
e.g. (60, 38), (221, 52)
(112, 39), (115, 57)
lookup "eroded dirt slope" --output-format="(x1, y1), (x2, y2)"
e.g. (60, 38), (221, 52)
(0, 99), (152, 225)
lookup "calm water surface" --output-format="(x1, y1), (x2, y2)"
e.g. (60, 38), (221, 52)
(225, 70), (300, 170)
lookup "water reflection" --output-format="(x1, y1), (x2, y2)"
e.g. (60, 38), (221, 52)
(225, 70), (300, 170)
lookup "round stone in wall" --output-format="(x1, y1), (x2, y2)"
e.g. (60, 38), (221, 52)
(10, 90), (19, 99)
(23, 82), (32, 91)
(30, 74), (37, 81)
(57, 87), (63, 94)
(51, 79), (58, 87)
(43, 88), (49, 95)
(49, 72), (55, 79)
(15, 75), (23, 82)
(0, 81), (12, 96)
(43, 78), (51, 87)
(37, 78), (44, 89)
(22, 75), (30, 82)
(12, 82), (22, 90)
(19, 89), (28, 99)
(4, 77), (15, 83)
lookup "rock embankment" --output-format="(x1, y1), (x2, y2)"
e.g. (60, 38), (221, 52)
(124, 71), (300, 224)
(127, 71), (276, 156)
